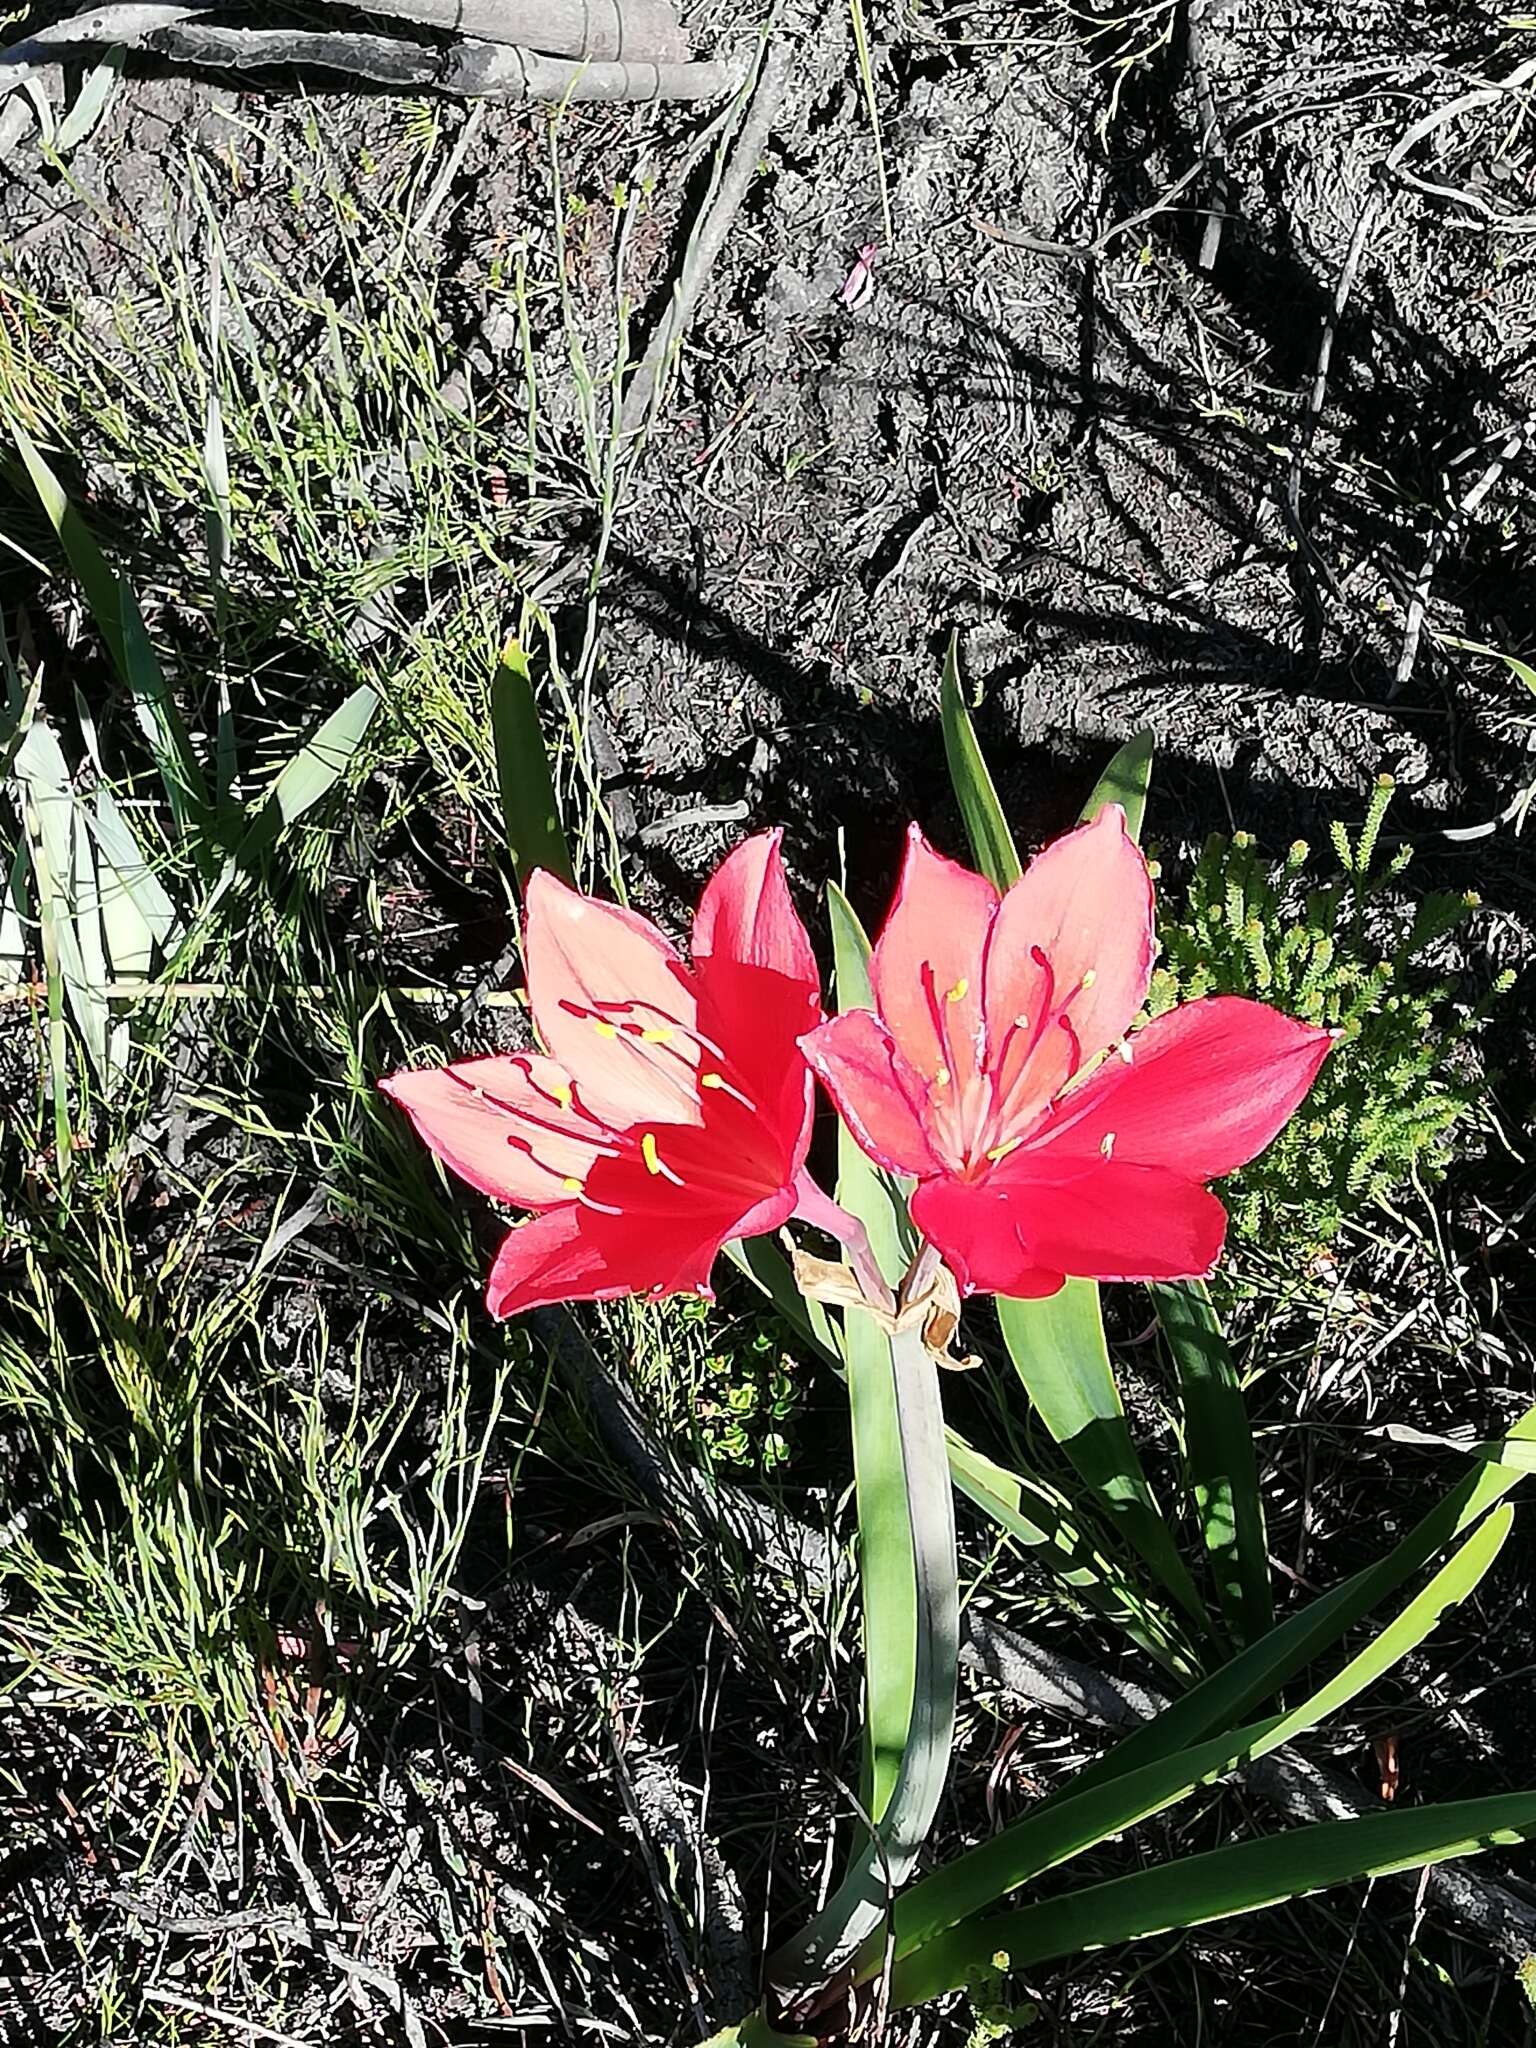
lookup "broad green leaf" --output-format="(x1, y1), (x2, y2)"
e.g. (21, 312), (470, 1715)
(91, 784), (179, 977)
(1079, 727), (1154, 837)
(54, 46), (124, 156)
(998, 1289), (1210, 1634)
(0, 838), (25, 982)
(7, 416), (125, 675)
(492, 637), (574, 888)
(232, 684), (378, 867)
(891, 1788), (1536, 2005)
(938, 634), (1020, 889)
(1156, 1278), (1272, 1646)
(875, 1503), (1511, 1976)
(769, 1329), (958, 1996)
(14, 718), (110, 1078)
(1067, 1399), (1536, 1798)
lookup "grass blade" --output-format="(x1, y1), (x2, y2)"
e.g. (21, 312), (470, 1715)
(876, 1502), (1512, 1977)
(492, 637), (574, 889)
(1156, 1278), (1272, 1646)
(891, 1788), (1536, 2005)
(938, 634), (1020, 890)
(233, 684), (378, 867)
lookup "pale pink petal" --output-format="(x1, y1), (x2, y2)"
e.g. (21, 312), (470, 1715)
(379, 1053), (611, 1206)
(870, 825), (998, 1097)
(524, 868), (703, 1130)
(982, 805), (1155, 1129)
(1029, 997), (1333, 1180)
(800, 1009), (945, 1177)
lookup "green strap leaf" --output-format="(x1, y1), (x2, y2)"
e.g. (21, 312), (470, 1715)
(938, 634), (1021, 890)
(829, 879), (914, 1826)
(891, 1788), (1536, 2006)
(1155, 1278), (1272, 1646)
(873, 1502), (1512, 1977)
(997, 1290), (1210, 1633)
(1081, 727), (1154, 839)
(492, 637), (574, 889)
(1067, 1399), (1536, 1798)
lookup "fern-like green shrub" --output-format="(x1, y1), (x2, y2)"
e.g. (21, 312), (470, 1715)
(1148, 775), (1510, 1252)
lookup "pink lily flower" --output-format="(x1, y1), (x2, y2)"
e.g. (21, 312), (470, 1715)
(380, 833), (823, 1319)
(800, 808), (1333, 1300)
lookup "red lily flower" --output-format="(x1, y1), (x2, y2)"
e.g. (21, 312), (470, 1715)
(800, 808), (1332, 1299)
(380, 832), (821, 1319)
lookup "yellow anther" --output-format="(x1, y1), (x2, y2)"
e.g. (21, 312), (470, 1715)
(593, 1019), (618, 1039)
(700, 1071), (726, 1089)
(945, 977), (969, 1003)
(1080, 968), (1097, 989)
(1099, 1130), (1116, 1159)
(550, 1081), (573, 1109)
(641, 1027), (673, 1043)
(641, 1132), (662, 1176)
(1013, 1013), (1030, 1031)
(986, 1136), (1024, 1163)
(562, 1176), (583, 1192)
(934, 1063), (951, 1088)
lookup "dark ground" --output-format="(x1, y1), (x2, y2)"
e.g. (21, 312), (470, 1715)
(2, 0), (1536, 2042)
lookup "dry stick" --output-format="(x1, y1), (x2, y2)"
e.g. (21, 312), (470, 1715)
(1287, 53), (1536, 536)
(1393, 414), (1534, 694)
(1184, 0), (1229, 273)
(620, 39), (794, 435)
(145, 22), (734, 100)
(0, 0), (200, 89)
(313, 0), (685, 62)
(567, 1348), (1536, 1964)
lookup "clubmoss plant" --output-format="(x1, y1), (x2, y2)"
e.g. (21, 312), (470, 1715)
(1148, 774), (1511, 1251)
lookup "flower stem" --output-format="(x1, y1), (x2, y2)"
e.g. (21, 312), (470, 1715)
(791, 1169), (896, 1314)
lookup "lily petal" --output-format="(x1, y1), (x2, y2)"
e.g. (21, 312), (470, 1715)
(484, 1202), (724, 1317)
(800, 1009), (944, 1177)
(981, 805), (1154, 1124)
(912, 1160), (1228, 1296)
(692, 828), (819, 992)
(1028, 996), (1333, 1180)
(379, 1053), (610, 1206)
(691, 830), (822, 1161)
(870, 825), (998, 1098)
(525, 869), (703, 1129)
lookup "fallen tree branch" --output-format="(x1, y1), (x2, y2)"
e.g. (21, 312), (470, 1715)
(144, 21), (735, 99)
(315, 0), (684, 61)
(621, 37), (793, 432)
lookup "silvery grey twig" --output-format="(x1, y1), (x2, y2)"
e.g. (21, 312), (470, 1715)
(145, 22), (735, 100)
(314, 0), (685, 63)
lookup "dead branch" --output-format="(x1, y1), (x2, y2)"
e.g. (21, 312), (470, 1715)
(314, 0), (684, 61)
(144, 21), (735, 100)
